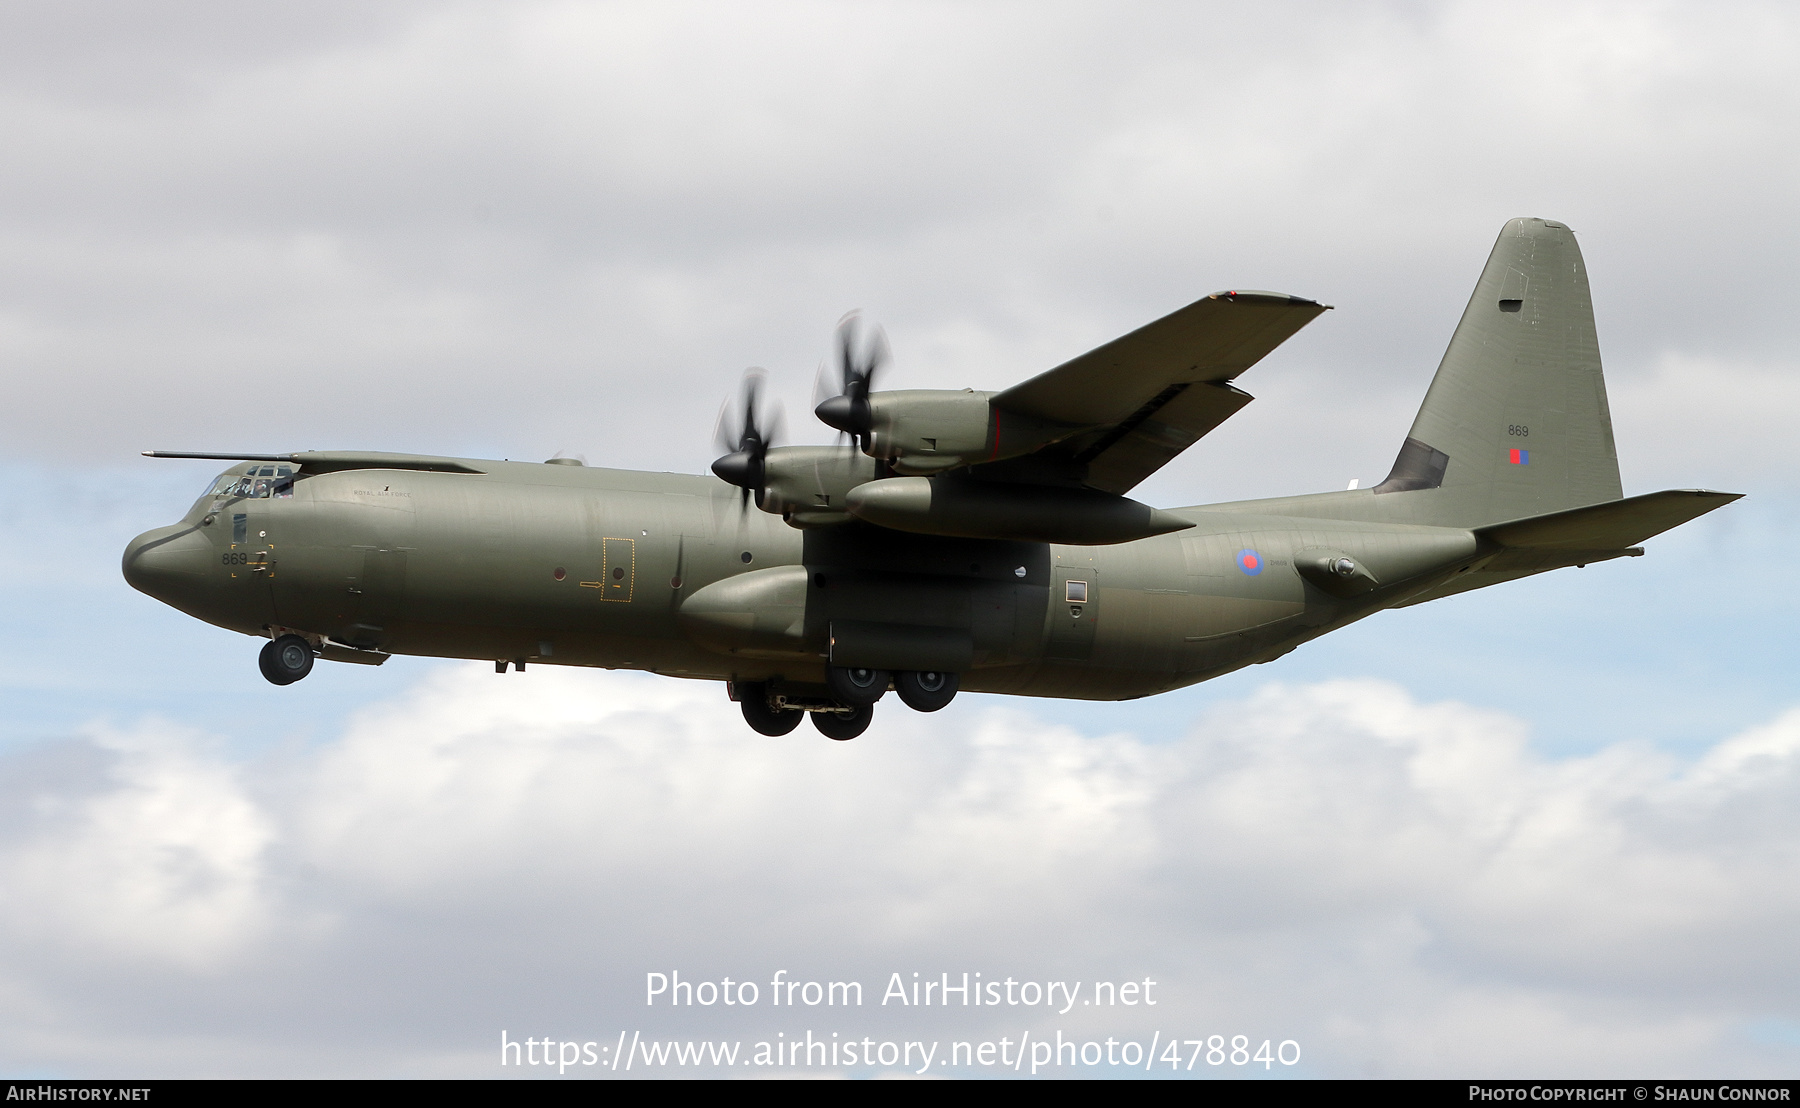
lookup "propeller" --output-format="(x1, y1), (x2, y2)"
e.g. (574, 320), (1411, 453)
(711, 368), (785, 509)
(812, 311), (889, 451)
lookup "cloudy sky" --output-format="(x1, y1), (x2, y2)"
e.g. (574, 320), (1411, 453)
(2, 0), (1797, 1078)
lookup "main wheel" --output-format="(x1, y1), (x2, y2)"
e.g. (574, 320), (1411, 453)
(259, 634), (315, 686)
(825, 665), (890, 707)
(813, 703), (873, 741)
(739, 682), (804, 736)
(896, 670), (959, 712)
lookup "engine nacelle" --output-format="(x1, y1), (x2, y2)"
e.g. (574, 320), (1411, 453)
(754, 446), (886, 527)
(844, 475), (1194, 545)
(863, 390), (1078, 475)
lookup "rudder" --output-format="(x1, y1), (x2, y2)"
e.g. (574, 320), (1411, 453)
(1373, 218), (1623, 527)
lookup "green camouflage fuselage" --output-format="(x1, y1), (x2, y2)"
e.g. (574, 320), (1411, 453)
(124, 458), (1489, 700)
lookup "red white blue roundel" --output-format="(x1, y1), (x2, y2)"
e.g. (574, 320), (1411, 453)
(1236, 548), (1263, 576)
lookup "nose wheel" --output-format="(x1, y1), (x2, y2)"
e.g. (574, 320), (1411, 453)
(258, 634), (315, 686)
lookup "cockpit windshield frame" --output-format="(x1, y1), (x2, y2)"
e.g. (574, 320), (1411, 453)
(209, 464), (296, 500)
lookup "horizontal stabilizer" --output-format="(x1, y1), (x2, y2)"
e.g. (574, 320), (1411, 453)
(1478, 489), (1742, 550)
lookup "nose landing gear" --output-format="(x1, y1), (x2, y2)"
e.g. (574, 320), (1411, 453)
(258, 633), (316, 686)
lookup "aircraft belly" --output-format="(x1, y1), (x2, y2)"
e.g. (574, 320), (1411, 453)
(679, 560), (1040, 673)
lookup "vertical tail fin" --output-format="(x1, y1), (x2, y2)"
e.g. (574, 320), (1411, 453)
(1373, 218), (1622, 526)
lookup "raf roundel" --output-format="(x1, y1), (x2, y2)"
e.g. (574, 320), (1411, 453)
(1236, 548), (1263, 576)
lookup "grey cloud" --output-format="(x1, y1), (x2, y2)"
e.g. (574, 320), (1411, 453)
(3, 669), (1799, 1076)
(0, 1), (1794, 505)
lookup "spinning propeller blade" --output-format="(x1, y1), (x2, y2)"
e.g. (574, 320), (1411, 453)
(710, 368), (784, 510)
(812, 311), (888, 452)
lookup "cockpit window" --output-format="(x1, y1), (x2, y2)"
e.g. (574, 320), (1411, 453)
(210, 465), (295, 499)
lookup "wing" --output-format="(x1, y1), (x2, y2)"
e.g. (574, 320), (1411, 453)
(145, 449), (487, 474)
(988, 290), (1328, 494)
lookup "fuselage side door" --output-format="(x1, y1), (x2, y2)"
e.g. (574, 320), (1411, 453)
(596, 537), (635, 602)
(1047, 547), (1098, 661)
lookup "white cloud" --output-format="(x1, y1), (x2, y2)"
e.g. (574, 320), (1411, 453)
(0, 725), (274, 969)
(0, 0), (1795, 503)
(1610, 352), (1800, 496)
(2, 667), (1798, 1076)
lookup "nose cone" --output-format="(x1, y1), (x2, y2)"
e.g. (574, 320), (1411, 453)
(814, 394), (867, 435)
(122, 523), (213, 605)
(710, 449), (763, 490)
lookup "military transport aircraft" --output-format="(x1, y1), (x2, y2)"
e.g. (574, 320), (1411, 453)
(122, 218), (1739, 740)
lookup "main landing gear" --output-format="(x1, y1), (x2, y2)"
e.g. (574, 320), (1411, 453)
(740, 686), (805, 736)
(825, 665), (889, 707)
(737, 666), (960, 740)
(895, 670), (958, 712)
(258, 633), (315, 686)
(812, 703), (874, 741)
